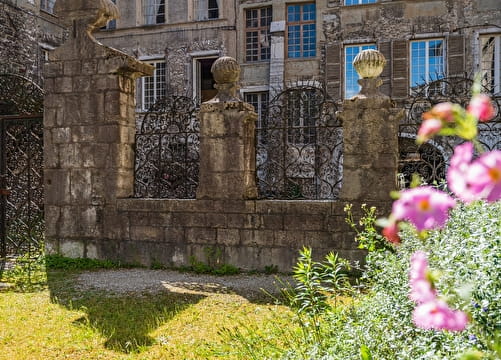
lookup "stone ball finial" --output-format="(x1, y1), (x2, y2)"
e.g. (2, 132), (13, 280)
(353, 49), (386, 79)
(55, 0), (120, 31)
(211, 56), (241, 84)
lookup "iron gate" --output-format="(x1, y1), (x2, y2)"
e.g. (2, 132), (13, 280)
(0, 74), (44, 273)
(134, 95), (200, 198)
(256, 84), (343, 200)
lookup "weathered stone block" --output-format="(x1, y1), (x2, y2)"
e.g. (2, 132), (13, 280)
(217, 228), (241, 245)
(130, 225), (164, 242)
(185, 227), (217, 244)
(284, 214), (325, 231)
(60, 240), (85, 258)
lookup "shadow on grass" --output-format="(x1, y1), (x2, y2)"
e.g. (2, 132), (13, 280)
(47, 270), (206, 354)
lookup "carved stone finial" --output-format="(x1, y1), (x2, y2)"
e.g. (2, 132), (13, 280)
(55, 0), (119, 33)
(353, 49), (386, 79)
(351, 49), (388, 99)
(208, 56), (241, 103)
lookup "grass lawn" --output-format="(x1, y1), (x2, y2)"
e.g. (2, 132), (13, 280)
(0, 267), (294, 360)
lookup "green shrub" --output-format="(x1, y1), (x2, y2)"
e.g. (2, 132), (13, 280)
(315, 201), (500, 360)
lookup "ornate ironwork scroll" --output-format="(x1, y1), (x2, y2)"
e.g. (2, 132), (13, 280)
(399, 76), (501, 188)
(0, 73), (44, 268)
(0, 116), (44, 259)
(0, 74), (44, 115)
(134, 95), (200, 198)
(256, 85), (342, 200)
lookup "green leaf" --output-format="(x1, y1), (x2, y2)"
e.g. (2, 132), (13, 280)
(360, 344), (373, 360)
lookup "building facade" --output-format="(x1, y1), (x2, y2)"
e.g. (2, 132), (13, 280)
(0, 0), (65, 85)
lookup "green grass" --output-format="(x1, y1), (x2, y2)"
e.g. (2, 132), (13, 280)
(0, 259), (294, 360)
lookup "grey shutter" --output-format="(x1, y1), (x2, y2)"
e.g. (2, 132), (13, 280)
(325, 43), (341, 100)
(447, 35), (465, 77)
(391, 40), (408, 99)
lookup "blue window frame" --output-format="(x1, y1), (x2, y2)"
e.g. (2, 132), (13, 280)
(287, 3), (316, 58)
(410, 39), (445, 89)
(345, 0), (376, 5)
(344, 44), (377, 98)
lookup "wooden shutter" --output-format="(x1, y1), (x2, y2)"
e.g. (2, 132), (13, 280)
(391, 40), (408, 99)
(448, 35), (465, 77)
(325, 43), (341, 100)
(378, 41), (391, 97)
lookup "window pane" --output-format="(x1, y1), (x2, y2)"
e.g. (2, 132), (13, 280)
(287, 3), (316, 59)
(481, 35), (501, 94)
(245, 7), (272, 62)
(410, 39), (445, 89)
(142, 61), (166, 110)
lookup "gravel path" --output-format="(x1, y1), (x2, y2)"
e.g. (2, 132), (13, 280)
(76, 269), (293, 300)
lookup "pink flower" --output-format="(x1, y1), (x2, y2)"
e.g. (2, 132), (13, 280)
(467, 94), (495, 122)
(465, 150), (501, 202)
(417, 118), (443, 144)
(413, 300), (468, 331)
(409, 251), (429, 282)
(447, 142), (478, 203)
(391, 187), (456, 232)
(423, 102), (455, 123)
(410, 279), (437, 304)
(447, 142), (501, 203)
(382, 222), (400, 244)
(409, 251), (437, 304)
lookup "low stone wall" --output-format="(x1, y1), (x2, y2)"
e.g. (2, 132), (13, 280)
(105, 199), (375, 272)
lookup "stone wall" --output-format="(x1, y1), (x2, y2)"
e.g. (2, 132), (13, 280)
(45, 0), (400, 273)
(0, 0), (65, 83)
(110, 199), (372, 271)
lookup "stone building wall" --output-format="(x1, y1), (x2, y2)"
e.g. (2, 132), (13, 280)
(0, 0), (65, 84)
(322, 0), (501, 99)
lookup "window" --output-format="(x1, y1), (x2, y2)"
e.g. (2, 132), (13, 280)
(40, 0), (55, 13)
(287, 90), (317, 145)
(245, 7), (272, 62)
(245, 92), (269, 143)
(195, 0), (220, 21)
(287, 3), (316, 59)
(144, 0), (166, 25)
(141, 61), (166, 111)
(344, 44), (377, 98)
(480, 35), (501, 94)
(194, 57), (217, 104)
(345, 0), (377, 5)
(102, 0), (117, 29)
(410, 39), (445, 90)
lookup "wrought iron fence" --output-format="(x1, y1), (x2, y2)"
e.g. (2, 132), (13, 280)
(0, 115), (44, 262)
(256, 85), (343, 200)
(0, 74), (44, 271)
(398, 76), (501, 188)
(134, 95), (200, 198)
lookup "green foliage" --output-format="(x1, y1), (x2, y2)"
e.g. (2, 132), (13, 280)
(180, 255), (240, 275)
(344, 203), (393, 252)
(264, 264), (279, 275)
(222, 202), (500, 360)
(45, 255), (125, 270)
(320, 201), (501, 360)
(0, 253), (46, 291)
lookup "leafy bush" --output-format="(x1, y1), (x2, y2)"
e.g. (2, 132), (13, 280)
(312, 201), (500, 360)
(222, 202), (499, 359)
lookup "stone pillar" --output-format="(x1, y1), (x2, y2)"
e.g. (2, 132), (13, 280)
(269, 21), (286, 98)
(196, 57), (258, 200)
(338, 49), (404, 203)
(43, 0), (153, 257)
